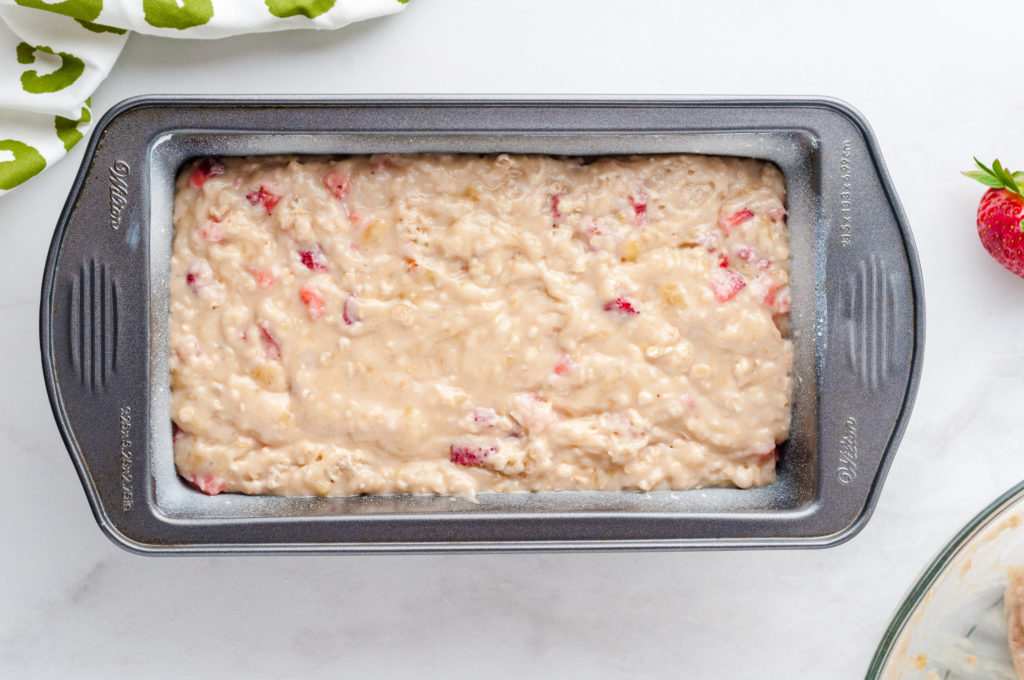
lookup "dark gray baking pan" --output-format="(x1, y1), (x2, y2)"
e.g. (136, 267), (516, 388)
(39, 96), (924, 554)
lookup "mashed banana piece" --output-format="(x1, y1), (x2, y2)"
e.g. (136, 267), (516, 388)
(171, 153), (792, 497)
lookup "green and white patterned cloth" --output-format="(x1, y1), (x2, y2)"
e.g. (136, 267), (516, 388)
(0, 0), (408, 196)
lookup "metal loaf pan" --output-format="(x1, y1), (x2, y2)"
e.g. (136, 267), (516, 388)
(39, 96), (924, 554)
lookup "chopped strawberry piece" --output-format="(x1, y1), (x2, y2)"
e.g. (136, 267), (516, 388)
(717, 253), (729, 268)
(628, 193), (648, 227)
(188, 157), (225, 189)
(259, 322), (281, 360)
(185, 473), (225, 496)
(603, 297), (639, 315)
(472, 407), (499, 426)
(755, 447), (780, 464)
(553, 354), (575, 375)
(324, 171), (350, 200)
(299, 249), (328, 271)
(768, 207), (787, 222)
(343, 294), (360, 325)
(549, 192), (564, 227)
(185, 261), (212, 295)
(719, 208), (754, 230)
(550, 193), (563, 219)
(749, 272), (789, 314)
(582, 220), (602, 250)
(246, 186), (280, 215)
(756, 273), (782, 303)
(199, 219), (223, 243)
(736, 246), (753, 261)
(449, 443), (495, 467)
(697, 233), (720, 253)
(711, 269), (746, 302)
(250, 268), (278, 288)
(299, 283), (325, 320)
(768, 289), (791, 315)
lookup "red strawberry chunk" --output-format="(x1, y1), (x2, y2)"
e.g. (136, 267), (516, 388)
(259, 322), (281, 360)
(246, 186), (280, 215)
(603, 296), (639, 315)
(185, 473), (225, 496)
(189, 157), (225, 189)
(449, 443), (495, 467)
(299, 249), (328, 271)
(768, 207), (787, 222)
(719, 208), (754, 230)
(250, 268), (278, 288)
(628, 193), (648, 227)
(185, 261), (212, 295)
(717, 253), (729, 268)
(343, 294), (360, 325)
(549, 192), (564, 227)
(767, 287), (791, 314)
(711, 269), (746, 302)
(755, 447), (780, 464)
(553, 353), (575, 375)
(299, 283), (325, 320)
(324, 171), (350, 200)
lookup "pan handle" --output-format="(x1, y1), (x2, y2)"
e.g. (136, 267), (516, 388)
(813, 106), (924, 542)
(40, 103), (153, 542)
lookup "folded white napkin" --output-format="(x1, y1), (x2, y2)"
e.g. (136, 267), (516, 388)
(0, 0), (408, 197)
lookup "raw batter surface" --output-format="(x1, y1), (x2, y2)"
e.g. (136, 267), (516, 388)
(170, 153), (792, 497)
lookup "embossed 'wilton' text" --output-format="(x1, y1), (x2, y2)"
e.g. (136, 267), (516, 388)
(109, 161), (129, 231)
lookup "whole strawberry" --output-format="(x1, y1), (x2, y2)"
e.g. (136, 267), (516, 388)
(964, 158), (1024, 278)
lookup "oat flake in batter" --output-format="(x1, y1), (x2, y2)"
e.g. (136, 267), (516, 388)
(170, 153), (792, 497)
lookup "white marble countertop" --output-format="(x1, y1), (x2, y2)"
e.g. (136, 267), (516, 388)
(2, 1), (1022, 677)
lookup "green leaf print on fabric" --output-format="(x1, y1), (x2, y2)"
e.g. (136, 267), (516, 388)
(55, 104), (92, 151)
(143, 0), (214, 30)
(14, 0), (102, 22)
(265, 0), (337, 19)
(75, 19), (127, 35)
(0, 140), (46, 191)
(16, 43), (85, 94)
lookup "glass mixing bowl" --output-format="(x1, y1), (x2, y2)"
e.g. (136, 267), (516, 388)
(868, 482), (1024, 679)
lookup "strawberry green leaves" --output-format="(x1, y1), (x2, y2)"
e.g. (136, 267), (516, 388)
(963, 157), (1024, 196)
